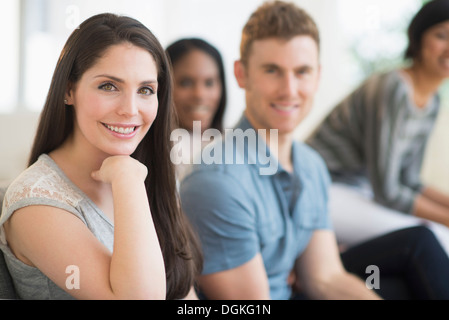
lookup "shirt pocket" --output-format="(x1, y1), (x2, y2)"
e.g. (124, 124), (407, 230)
(257, 205), (284, 248)
(294, 176), (328, 230)
(293, 193), (327, 247)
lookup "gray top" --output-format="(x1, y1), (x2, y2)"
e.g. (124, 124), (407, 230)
(0, 154), (114, 299)
(307, 70), (440, 213)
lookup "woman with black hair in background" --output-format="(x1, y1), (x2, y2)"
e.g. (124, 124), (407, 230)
(166, 38), (227, 180)
(307, 0), (449, 254)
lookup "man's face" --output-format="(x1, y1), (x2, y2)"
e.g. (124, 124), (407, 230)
(235, 35), (320, 136)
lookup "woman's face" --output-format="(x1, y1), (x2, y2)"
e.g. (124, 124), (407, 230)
(418, 20), (449, 79)
(172, 49), (222, 132)
(66, 43), (159, 158)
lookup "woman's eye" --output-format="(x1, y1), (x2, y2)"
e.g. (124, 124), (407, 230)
(99, 83), (116, 91)
(436, 32), (448, 40)
(139, 87), (154, 95)
(205, 79), (217, 87)
(179, 79), (193, 88)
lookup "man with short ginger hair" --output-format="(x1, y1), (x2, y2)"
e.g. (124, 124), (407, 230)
(180, 0), (449, 300)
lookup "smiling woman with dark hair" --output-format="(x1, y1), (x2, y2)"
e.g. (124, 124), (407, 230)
(307, 0), (449, 254)
(0, 13), (202, 300)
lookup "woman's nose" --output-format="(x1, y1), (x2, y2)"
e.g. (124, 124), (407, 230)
(117, 92), (139, 116)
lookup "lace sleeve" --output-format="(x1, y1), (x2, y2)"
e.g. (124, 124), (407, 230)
(1, 157), (84, 224)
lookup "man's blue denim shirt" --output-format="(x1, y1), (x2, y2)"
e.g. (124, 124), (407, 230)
(180, 115), (332, 300)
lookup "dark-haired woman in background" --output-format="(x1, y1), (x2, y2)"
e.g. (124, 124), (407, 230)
(166, 38), (227, 180)
(0, 13), (202, 300)
(307, 0), (449, 253)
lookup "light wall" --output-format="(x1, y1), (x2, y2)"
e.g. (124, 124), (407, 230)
(0, 113), (38, 185)
(1, 0), (352, 183)
(1, 0), (448, 194)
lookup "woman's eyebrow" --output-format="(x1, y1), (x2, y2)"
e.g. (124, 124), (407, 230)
(94, 74), (158, 85)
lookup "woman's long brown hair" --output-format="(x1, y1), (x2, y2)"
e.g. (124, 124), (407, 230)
(28, 13), (202, 299)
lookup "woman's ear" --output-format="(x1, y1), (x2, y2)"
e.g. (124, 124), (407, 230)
(234, 60), (247, 89)
(65, 83), (75, 105)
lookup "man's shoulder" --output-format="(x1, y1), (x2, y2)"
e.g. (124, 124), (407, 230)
(294, 141), (327, 167)
(294, 140), (318, 155)
(182, 132), (267, 179)
(293, 141), (331, 189)
(180, 157), (255, 192)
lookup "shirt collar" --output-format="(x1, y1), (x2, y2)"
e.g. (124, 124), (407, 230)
(232, 114), (285, 176)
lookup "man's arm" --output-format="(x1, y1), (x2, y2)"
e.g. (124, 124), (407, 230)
(180, 170), (267, 299)
(198, 253), (270, 300)
(295, 229), (382, 300)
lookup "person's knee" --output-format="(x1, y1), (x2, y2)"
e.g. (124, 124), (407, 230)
(403, 225), (438, 249)
(408, 225), (435, 239)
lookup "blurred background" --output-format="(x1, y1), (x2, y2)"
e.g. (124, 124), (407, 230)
(1, 0), (448, 192)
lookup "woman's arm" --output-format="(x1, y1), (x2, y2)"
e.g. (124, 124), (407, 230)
(413, 187), (449, 228)
(93, 155), (166, 299)
(5, 155), (166, 299)
(422, 186), (449, 208)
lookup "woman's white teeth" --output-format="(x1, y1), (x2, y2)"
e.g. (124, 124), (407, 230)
(106, 124), (136, 134)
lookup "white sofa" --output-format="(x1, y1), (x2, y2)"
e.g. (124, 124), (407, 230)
(0, 113), (39, 187)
